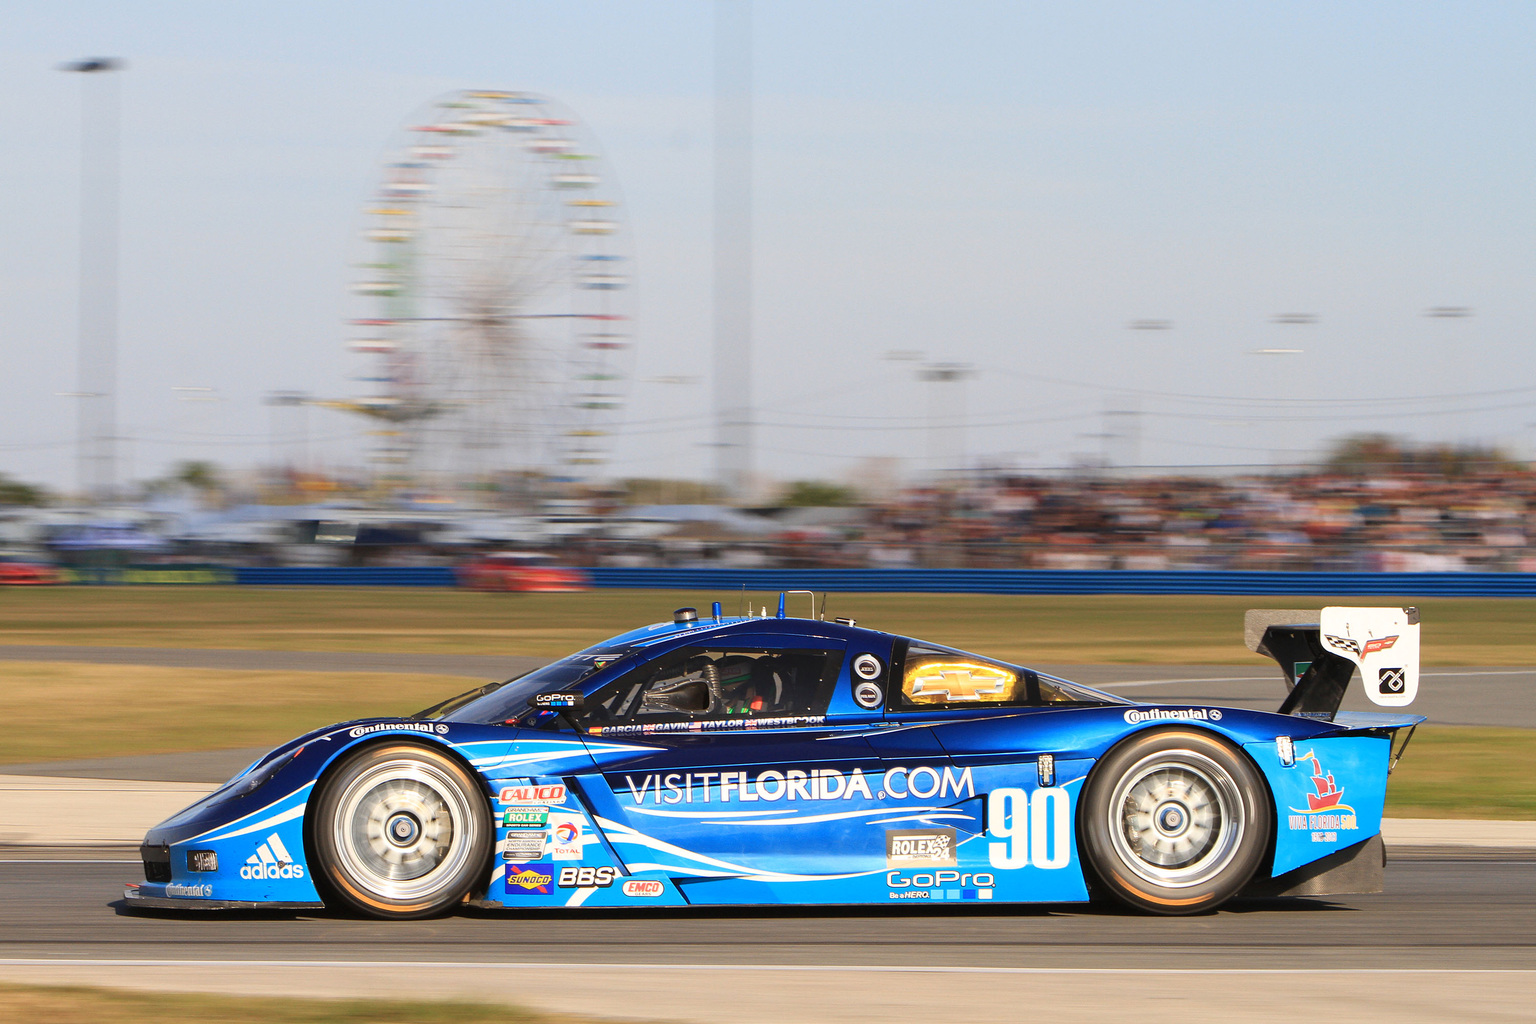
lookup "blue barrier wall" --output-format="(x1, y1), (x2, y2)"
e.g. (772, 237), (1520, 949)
(234, 567), (457, 587)
(225, 565), (1536, 596)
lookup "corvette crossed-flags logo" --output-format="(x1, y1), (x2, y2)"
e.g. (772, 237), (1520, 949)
(239, 832), (306, 880)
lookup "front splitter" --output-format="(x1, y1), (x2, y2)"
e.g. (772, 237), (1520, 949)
(123, 882), (324, 912)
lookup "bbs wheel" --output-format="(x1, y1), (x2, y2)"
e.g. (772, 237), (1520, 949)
(1080, 728), (1271, 915)
(311, 742), (491, 919)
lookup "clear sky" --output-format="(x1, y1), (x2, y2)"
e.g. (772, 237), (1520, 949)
(4, 1), (1536, 493)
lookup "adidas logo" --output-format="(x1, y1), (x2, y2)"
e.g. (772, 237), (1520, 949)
(240, 832), (306, 880)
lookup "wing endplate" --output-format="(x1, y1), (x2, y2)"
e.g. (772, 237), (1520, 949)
(1319, 606), (1420, 708)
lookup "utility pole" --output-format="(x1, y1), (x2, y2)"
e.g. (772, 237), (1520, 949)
(61, 57), (124, 503)
(713, 0), (753, 499)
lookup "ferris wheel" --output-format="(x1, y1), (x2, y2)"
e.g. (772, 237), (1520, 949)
(345, 89), (633, 487)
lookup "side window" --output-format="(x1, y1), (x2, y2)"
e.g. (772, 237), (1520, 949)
(900, 646), (1026, 706)
(892, 643), (1112, 709)
(585, 647), (842, 727)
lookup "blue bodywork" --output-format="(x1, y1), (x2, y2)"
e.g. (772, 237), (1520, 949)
(129, 613), (1419, 910)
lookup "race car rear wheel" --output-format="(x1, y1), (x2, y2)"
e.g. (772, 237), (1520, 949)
(1080, 728), (1270, 915)
(311, 742), (490, 919)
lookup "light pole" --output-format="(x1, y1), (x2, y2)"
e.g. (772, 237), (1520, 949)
(60, 57), (124, 503)
(917, 362), (974, 482)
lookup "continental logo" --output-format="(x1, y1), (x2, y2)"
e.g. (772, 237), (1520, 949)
(348, 722), (449, 738)
(1123, 708), (1222, 724)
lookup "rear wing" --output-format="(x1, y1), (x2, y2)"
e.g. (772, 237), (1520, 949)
(1244, 607), (1420, 719)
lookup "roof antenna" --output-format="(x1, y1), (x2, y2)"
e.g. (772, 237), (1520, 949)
(776, 592), (786, 618)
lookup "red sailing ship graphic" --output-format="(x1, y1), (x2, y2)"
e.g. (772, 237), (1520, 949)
(1299, 752), (1345, 811)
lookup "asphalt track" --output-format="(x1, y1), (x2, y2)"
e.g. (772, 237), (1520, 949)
(0, 855), (1529, 971)
(0, 855), (1532, 1022)
(3, 646), (1534, 1019)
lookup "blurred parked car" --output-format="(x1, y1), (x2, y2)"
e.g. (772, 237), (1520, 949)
(0, 559), (63, 585)
(456, 551), (589, 592)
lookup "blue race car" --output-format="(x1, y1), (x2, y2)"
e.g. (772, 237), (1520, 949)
(126, 599), (1423, 918)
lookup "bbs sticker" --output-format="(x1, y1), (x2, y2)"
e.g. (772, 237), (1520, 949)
(558, 865), (620, 888)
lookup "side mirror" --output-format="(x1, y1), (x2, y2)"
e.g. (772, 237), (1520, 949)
(530, 692), (584, 710)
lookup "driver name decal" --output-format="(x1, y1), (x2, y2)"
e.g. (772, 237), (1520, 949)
(588, 715), (827, 737)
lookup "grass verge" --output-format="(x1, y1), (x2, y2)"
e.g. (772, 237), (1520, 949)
(0, 663), (472, 764)
(4, 587), (1536, 664)
(0, 983), (601, 1024)
(0, 661), (1530, 819)
(1385, 726), (1536, 819)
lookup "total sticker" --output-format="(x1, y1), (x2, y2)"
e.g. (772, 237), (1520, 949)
(546, 812), (583, 861)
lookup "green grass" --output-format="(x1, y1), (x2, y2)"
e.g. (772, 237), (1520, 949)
(1385, 726), (1536, 819)
(4, 587), (1536, 664)
(1, 588), (1532, 818)
(0, 662), (472, 763)
(0, 983), (609, 1024)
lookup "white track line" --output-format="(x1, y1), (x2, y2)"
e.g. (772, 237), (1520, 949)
(0, 959), (1530, 976)
(1097, 676), (1273, 689)
(1099, 668), (1536, 689)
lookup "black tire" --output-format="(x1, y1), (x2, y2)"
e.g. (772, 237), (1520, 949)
(1080, 728), (1271, 915)
(310, 742), (491, 920)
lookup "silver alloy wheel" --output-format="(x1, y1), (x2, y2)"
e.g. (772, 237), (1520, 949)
(329, 757), (475, 903)
(1105, 749), (1246, 889)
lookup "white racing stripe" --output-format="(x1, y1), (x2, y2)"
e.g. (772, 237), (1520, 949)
(0, 958), (1530, 976)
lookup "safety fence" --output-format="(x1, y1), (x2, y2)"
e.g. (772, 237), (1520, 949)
(49, 564), (1536, 595)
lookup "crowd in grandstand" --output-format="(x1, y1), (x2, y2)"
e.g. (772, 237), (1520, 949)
(556, 466), (1536, 572)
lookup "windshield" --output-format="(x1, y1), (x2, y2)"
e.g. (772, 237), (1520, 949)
(411, 678), (521, 721)
(1036, 674), (1133, 705)
(437, 642), (639, 725)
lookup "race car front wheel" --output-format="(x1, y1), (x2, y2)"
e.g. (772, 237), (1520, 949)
(1080, 728), (1271, 915)
(311, 742), (491, 919)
